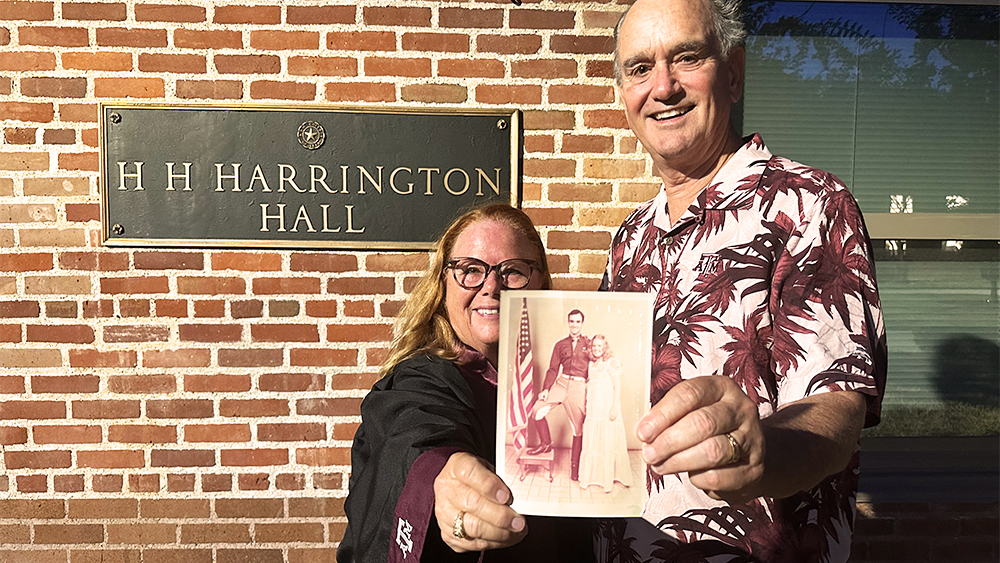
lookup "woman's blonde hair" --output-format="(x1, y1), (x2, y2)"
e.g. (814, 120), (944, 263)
(591, 334), (613, 361)
(380, 204), (551, 376)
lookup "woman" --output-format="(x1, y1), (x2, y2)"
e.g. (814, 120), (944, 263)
(578, 335), (632, 493)
(338, 204), (592, 563)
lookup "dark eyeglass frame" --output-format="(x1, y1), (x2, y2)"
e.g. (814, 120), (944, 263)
(444, 257), (540, 290)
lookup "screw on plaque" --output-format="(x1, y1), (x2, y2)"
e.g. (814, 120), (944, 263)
(497, 119), (507, 130)
(109, 112), (121, 123)
(112, 224), (124, 235)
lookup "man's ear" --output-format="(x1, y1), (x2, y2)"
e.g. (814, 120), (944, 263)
(727, 46), (746, 104)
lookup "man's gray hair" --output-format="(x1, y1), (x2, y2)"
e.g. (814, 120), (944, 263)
(613, 0), (747, 86)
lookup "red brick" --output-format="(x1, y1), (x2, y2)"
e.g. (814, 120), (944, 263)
(255, 279), (320, 297)
(151, 449), (215, 467)
(332, 422), (361, 441)
(58, 151), (99, 171)
(181, 522), (250, 543)
(107, 521), (176, 543)
(303, 300), (337, 318)
(108, 374), (176, 394)
(92, 474), (124, 492)
(345, 300), (374, 317)
(136, 3), (206, 22)
(5, 450), (72, 469)
(78, 450), (144, 468)
(295, 447), (350, 466)
(0, 400), (65, 419)
(287, 5), (354, 24)
(69, 349), (137, 368)
(0, 325), (20, 343)
(0, 376), (26, 393)
(0, 101), (54, 122)
(259, 373), (323, 392)
(511, 9), (576, 29)
(562, 134), (615, 153)
(512, 59), (577, 79)
(109, 424), (177, 443)
(288, 56), (356, 77)
(21, 76), (87, 98)
(326, 323), (392, 343)
(1, 252), (53, 271)
(214, 4), (280, 24)
(249, 30), (319, 50)
(58, 252), (126, 272)
(251, 323), (319, 343)
(288, 497), (344, 518)
(0, 1), (55, 20)
(43, 128), (76, 144)
(177, 79), (242, 100)
(33, 424), (102, 444)
(94, 77), (164, 98)
(184, 374), (251, 393)
(34, 524), (103, 544)
(548, 230), (611, 250)
(276, 473), (305, 491)
(26, 324), (94, 343)
(178, 324), (241, 342)
(54, 474), (84, 492)
(238, 473), (270, 491)
(215, 498), (284, 518)
(202, 473), (232, 492)
(155, 299), (188, 317)
(72, 399), (141, 419)
(140, 499), (210, 518)
(439, 58), (505, 79)
(296, 397), (362, 417)
(167, 473), (196, 492)
(146, 399), (213, 419)
(63, 2), (127, 21)
(476, 84), (542, 105)
(59, 103), (97, 121)
(174, 28), (241, 49)
(479, 34), (542, 55)
(313, 473), (342, 490)
(193, 300), (224, 317)
(290, 348), (357, 367)
(325, 82), (395, 103)
(81, 299), (113, 318)
(17, 473), (48, 492)
(250, 80), (316, 101)
(65, 203), (101, 221)
(0, 426), (28, 445)
(62, 50), (131, 71)
(218, 348), (283, 367)
(0, 301), (41, 317)
(326, 30), (394, 51)
(402, 32), (469, 53)
(4, 127), (35, 144)
(550, 84), (615, 104)
(290, 253), (357, 273)
(185, 424), (250, 443)
(221, 449), (288, 467)
(587, 59), (615, 79)
(365, 57), (431, 78)
(439, 7), (503, 28)
(401, 83), (467, 103)
(138, 53), (206, 73)
(176, 276), (245, 295)
(363, 6), (430, 27)
(257, 423), (325, 442)
(255, 522), (324, 543)
(104, 325), (169, 342)
(550, 34), (614, 55)
(0, 499), (65, 518)
(219, 399), (288, 417)
(327, 277), (394, 295)
(20, 26), (88, 46)
(96, 27), (166, 47)
(584, 108), (629, 129)
(0, 29), (7, 47)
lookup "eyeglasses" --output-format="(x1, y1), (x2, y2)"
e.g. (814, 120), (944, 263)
(445, 257), (539, 290)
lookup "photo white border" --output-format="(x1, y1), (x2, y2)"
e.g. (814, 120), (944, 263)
(497, 290), (653, 517)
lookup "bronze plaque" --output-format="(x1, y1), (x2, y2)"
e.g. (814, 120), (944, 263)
(99, 103), (521, 249)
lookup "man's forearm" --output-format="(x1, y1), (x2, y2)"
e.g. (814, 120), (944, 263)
(755, 390), (867, 499)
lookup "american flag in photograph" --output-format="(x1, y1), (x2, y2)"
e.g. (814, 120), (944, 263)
(508, 298), (535, 451)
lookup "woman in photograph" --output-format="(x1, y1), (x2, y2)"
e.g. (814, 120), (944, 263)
(578, 334), (633, 493)
(338, 204), (593, 563)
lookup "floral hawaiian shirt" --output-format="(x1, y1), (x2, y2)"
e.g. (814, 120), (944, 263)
(598, 134), (888, 563)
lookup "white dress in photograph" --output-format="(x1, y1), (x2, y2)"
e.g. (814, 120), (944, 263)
(578, 356), (632, 492)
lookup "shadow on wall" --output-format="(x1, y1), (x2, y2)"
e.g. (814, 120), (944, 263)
(933, 335), (1000, 407)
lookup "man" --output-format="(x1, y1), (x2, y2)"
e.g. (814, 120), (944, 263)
(598, 0), (887, 562)
(527, 309), (590, 481)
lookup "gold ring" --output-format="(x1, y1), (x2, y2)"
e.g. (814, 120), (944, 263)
(724, 433), (741, 465)
(453, 510), (467, 540)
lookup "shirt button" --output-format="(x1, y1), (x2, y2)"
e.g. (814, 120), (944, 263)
(664, 236), (674, 245)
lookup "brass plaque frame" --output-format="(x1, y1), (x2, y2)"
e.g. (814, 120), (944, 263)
(99, 102), (521, 250)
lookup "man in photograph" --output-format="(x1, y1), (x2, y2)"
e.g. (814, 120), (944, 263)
(527, 309), (590, 481)
(597, 0), (887, 561)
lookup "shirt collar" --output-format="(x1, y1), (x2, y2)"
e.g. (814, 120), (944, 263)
(457, 348), (497, 387)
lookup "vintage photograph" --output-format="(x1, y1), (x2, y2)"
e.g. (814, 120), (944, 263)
(497, 290), (653, 517)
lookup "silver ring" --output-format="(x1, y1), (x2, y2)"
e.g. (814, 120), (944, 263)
(453, 510), (467, 540)
(724, 433), (741, 465)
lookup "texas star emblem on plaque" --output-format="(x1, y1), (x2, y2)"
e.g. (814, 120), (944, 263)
(297, 120), (325, 150)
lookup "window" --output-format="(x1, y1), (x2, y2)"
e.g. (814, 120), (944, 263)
(740, 0), (999, 438)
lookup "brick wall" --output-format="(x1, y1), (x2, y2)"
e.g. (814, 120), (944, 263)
(0, 0), (650, 560)
(2, 1), (996, 562)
